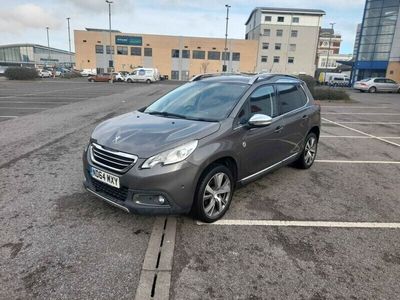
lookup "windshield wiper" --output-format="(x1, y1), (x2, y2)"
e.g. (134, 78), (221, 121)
(147, 111), (187, 119)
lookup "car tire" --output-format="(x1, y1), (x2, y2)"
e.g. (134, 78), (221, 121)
(146, 79), (151, 84)
(127, 79), (133, 83)
(193, 164), (234, 223)
(89, 78), (94, 82)
(368, 86), (377, 93)
(397, 88), (400, 94)
(294, 132), (318, 169)
(359, 90), (365, 93)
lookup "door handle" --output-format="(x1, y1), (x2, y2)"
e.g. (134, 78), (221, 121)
(302, 115), (309, 120)
(274, 125), (284, 133)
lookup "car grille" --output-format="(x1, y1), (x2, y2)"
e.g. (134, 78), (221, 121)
(91, 177), (129, 202)
(89, 143), (138, 174)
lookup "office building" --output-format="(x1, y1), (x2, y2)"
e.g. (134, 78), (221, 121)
(245, 7), (325, 76)
(74, 29), (258, 80)
(0, 43), (74, 68)
(352, 0), (400, 82)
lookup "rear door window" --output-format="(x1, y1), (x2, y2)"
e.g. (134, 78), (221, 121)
(249, 85), (278, 118)
(276, 84), (307, 115)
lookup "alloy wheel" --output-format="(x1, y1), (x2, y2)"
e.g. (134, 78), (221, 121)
(304, 136), (317, 166)
(202, 172), (231, 218)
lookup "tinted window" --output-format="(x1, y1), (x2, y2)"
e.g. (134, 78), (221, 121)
(374, 78), (385, 83)
(182, 50), (190, 58)
(193, 50), (205, 59)
(249, 85), (278, 118)
(277, 84), (307, 114)
(131, 47), (141, 56)
(385, 79), (396, 84)
(144, 48), (152, 57)
(208, 51), (220, 60)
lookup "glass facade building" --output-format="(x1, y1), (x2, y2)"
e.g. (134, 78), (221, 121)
(352, 0), (400, 82)
(0, 44), (75, 68)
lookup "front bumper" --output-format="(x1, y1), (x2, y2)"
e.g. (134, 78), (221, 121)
(82, 148), (199, 215)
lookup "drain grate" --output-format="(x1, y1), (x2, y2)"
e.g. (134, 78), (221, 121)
(135, 217), (177, 300)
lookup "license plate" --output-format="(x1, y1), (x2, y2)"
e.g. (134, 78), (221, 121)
(90, 166), (120, 188)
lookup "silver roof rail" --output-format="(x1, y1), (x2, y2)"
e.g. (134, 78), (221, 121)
(190, 72), (248, 82)
(249, 73), (300, 84)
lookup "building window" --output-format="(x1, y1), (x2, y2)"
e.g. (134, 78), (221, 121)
(171, 71), (179, 80)
(182, 50), (190, 58)
(275, 43), (281, 50)
(263, 29), (271, 36)
(221, 52), (230, 61)
(261, 56), (268, 63)
(130, 47), (141, 56)
(106, 46), (114, 54)
(291, 30), (298, 38)
(277, 16), (284, 22)
(276, 30), (283, 37)
(193, 50), (205, 59)
(117, 46), (128, 55)
(232, 52), (240, 61)
(208, 51), (221, 60)
(264, 16), (272, 22)
(289, 44), (296, 51)
(95, 45), (104, 54)
(262, 43), (269, 50)
(288, 57), (294, 64)
(171, 49), (180, 58)
(273, 56), (280, 63)
(144, 48), (152, 57)
(292, 17), (299, 23)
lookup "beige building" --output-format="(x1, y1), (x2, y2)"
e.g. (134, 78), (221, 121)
(74, 29), (258, 80)
(245, 7), (325, 76)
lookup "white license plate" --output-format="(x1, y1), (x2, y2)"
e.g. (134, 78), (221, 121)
(90, 166), (120, 188)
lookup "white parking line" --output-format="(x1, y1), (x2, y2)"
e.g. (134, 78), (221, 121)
(321, 106), (390, 109)
(0, 101), (70, 104)
(0, 116), (17, 118)
(324, 113), (400, 115)
(322, 121), (400, 125)
(322, 118), (400, 148)
(320, 135), (400, 139)
(0, 107), (45, 110)
(197, 220), (400, 228)
(315, 160), (400, 164)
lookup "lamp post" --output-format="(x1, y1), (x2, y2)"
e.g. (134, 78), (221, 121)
(46, 27), (51, 65)
(223, 4), (231, 72)
(106, 0), (113, 75)
(66, 17), (72, 67)
(323, 22), (335, 85)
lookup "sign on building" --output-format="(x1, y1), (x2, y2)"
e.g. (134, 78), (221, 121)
(115, 36), (142, 46)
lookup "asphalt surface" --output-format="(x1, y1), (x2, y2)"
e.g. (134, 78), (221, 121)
(1, 80), (399, 299)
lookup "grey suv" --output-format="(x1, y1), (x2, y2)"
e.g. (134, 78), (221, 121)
(83, 73), (321, 222)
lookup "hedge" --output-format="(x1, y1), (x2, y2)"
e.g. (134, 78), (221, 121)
(313, 87), (350, 101)
(4, 67), (38, 80)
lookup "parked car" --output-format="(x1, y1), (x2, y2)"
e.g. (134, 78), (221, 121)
(83, 73), (321, 222)
(319, 72), (349, 85)
(353, 77), (400, 93)
(125, 68), (160, 83)
(328, 76), (350, 87)
(88, 73), (112, 82)
(113, 72), (126, 82)
(37, 69), (52, 78)
(81, 69), (96, 77)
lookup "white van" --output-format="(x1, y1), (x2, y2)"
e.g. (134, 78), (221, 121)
(125, 68), (160, 83)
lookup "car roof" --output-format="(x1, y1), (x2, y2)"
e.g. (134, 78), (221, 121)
(191, 73), (302, 85)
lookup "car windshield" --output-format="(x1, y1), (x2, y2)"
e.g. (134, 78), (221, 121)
(144, 81), (248, 121)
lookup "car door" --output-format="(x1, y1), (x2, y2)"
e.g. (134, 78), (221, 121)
(276, 83), (310, 156)
(236, 84), (286, 177)
(385, 79), (398, 92)
(137, 69), (146, 82)
(374, 78), (386, 91)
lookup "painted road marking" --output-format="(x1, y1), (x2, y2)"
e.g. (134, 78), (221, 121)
(0, 116), (18, 118)
(315, 160), (400, 164)
(322, 118), (400, 148)
(0, 101), (71, 104)
(322, 121), (400, 125)
(323, 113), (400, 115)
(320, 135), (400, 139)
(0, 107), (45, 110)
(197, 220), (400, 228)
(321, 106), (390, 109)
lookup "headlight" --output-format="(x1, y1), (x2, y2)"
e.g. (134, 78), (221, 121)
(142, 140), (198, 169)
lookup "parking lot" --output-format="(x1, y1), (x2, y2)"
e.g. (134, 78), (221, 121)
(0, 79), (399, 299)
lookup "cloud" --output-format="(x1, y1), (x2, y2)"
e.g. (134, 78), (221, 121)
(65, 0), (135, 15)
(0, 4), (62, 34)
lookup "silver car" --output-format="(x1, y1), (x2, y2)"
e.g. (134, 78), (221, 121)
(353, 77), (400, 93)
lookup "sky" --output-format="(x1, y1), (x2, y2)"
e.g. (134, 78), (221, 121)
(0, 0), (366, 54)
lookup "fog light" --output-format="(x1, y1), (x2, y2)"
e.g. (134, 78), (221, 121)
(133, 194), (168, 206)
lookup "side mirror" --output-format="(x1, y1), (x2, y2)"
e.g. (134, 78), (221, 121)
(248, 114), (272, 127)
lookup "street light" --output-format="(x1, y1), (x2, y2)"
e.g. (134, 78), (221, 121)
(66, 17), (72, 67)
(323, 22), (336, 85)
(106, 0), (113, 75)
(223, 4), (231, 72)
(46, 26), (51, 64)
